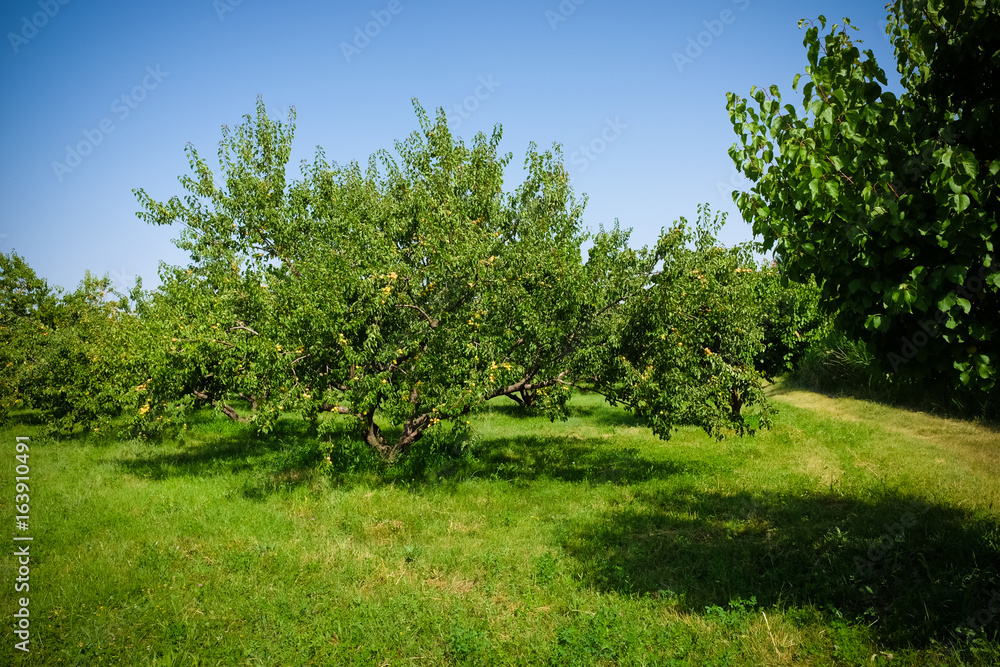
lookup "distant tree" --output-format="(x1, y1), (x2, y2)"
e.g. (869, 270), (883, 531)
(752, 267), (829, 380)
(0, 252), (142, 434)
(726, 2), (999, 403)
(25, 273), (135, 435)
(597, 206), (776, 435)
(0, 252), (57, 423)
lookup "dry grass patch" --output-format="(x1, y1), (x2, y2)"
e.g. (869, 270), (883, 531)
(800, 445), (843, 487)
(448, 519), (479, 534)
(424, 575), (476, 595)
(738, 612), (801, 666)
(364, 518), (407, 544)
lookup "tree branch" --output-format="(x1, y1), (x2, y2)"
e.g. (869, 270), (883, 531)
(396, 303), (438, 327)
(191, 389), (247, 423)
(228, 322), (259, 336)
(487, 370), (568, 400)
(318, 403), (354, 415)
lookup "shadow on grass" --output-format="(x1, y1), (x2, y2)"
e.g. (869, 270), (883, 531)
(569, 401), (649, 429)
(479, 401), (541, 420)
(104, 407), (1000, 656)
(111, 410), (694, 496)
(3, 409), (48, 428)
(465, 434), (698, 484)
(112, 417), (323, 498)
(561, 487), (1000, 652)
(482, 393), (649, 429)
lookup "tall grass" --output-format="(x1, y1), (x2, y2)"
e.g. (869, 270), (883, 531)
(2, 389), (999, 666)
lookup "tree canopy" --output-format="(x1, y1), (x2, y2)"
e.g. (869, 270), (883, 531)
(726, 1), (999, 404)
(120, 99), (797, 460)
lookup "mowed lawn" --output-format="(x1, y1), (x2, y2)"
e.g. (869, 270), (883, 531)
(2, 385), (999, 666)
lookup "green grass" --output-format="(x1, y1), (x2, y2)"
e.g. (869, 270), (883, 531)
(3, 386), (1000, 666)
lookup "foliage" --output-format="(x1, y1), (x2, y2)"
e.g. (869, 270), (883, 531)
(789, 328), (1000, 419)
(0, 251), (57, 423)
(132, 99), (783, 460)
(752, 265), (830, 379)
(599, 206), (776, 437)
(0, 253), (147, 435)
(22, 272), (128, 435)
(787, 329), (889, 398)
(726, 2), (1000, 405)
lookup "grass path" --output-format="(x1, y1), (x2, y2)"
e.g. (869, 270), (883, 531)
(767, 382), (1000, 512)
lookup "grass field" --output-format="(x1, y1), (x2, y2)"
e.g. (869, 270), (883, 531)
(3, 384), (999, 666)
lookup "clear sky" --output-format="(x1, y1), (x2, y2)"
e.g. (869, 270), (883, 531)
(0, 0), (899, 293)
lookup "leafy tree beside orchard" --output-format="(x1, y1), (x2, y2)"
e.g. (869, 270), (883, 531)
(727, 1), (999, 405)
(129, 99), (793, 461)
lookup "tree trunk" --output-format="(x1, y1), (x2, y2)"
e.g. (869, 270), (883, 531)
(192, 389), (248, 423)
(365, 420), (390, 457)
(519, 388), (539, 408)
(729, 388), (744, 419)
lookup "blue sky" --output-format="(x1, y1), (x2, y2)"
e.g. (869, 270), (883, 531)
(0, 0), (899, 293)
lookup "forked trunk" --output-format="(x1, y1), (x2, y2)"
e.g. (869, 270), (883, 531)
(364, 412), (431, 463)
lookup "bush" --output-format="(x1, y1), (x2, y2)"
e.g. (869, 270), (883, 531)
(788, 328), (1000, 419)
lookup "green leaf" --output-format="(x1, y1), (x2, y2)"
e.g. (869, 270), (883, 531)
(955, 149), (979, 177)
(951, 193), (971, 212)
(808, 179), (821, 199)
(943, 265), (967, 285)
(727, 6), (998, 404)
